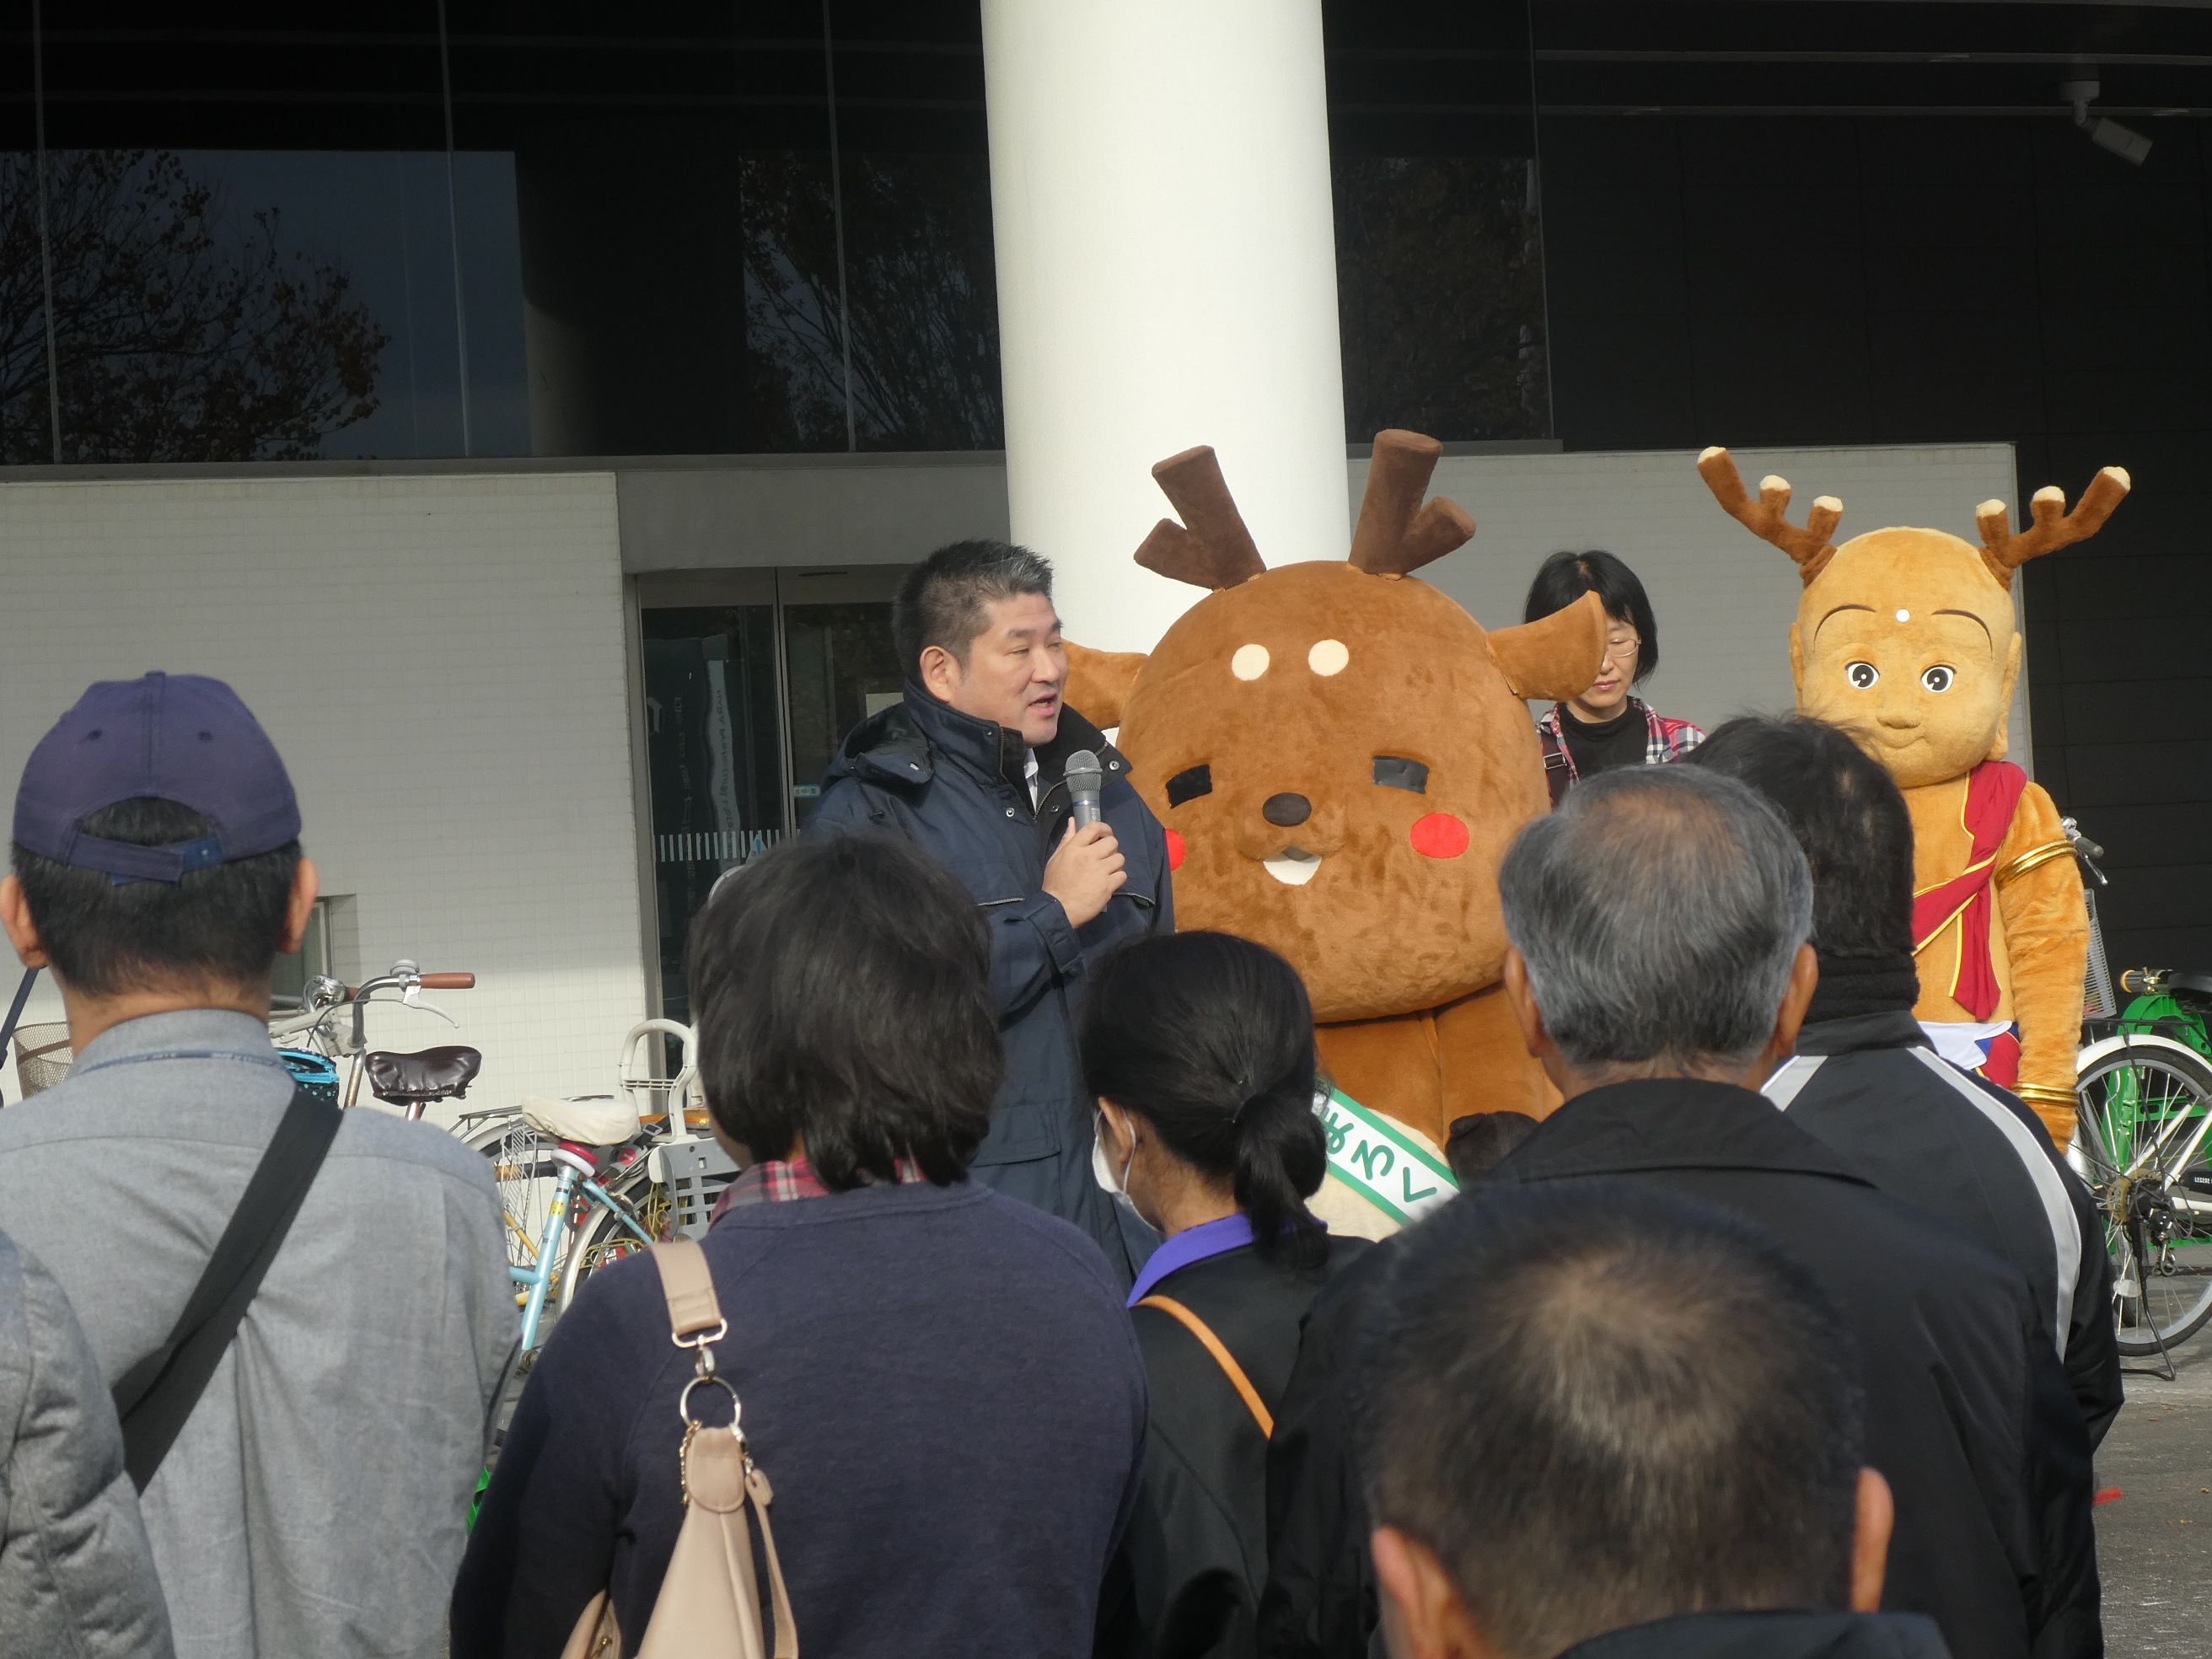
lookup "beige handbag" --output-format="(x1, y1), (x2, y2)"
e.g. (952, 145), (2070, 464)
(561, 1240), (798, 1659)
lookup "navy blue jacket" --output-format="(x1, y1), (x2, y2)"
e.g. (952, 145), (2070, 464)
(807, 686), (1173, 1276)
(452, 1180), (1149, 1659)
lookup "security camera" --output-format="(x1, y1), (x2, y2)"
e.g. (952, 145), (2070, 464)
(2087, 117), (2153, 167)
(2062, 75), (2153, 166)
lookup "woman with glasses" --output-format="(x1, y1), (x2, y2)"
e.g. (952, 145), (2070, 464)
(1522, 549), (1704, 803)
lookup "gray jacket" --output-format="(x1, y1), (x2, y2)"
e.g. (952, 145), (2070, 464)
(0, 1010), (518, 1659)
(0, 1228), (173, 1657)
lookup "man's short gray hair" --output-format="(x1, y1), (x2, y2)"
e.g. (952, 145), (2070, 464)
(1499, 766), (1814, 1074)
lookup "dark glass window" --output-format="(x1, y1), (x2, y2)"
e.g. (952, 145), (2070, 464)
(829, 0), (1001, 451)
(28, 4), (513, 461)
(1325, 0), (1552, 443)
(448, 2), (841, 456)
(2, 5), (52, 464)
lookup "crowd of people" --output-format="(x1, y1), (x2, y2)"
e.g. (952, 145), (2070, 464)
(0, 534), (2113, 1659)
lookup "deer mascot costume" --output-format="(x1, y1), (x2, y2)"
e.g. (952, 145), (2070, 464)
(1069, 431), (1605, 1235)
(1698, 445), (2126, 1144)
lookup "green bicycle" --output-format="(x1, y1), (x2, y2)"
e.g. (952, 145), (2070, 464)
(2070, 823), (2212, 1355)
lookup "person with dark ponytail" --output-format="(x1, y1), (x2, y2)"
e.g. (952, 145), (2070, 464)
(1081, 932), (1367, 1659)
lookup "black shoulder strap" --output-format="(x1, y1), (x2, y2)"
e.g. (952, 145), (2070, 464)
(1539, 728), (1572, 808)
(112, 1085), (344, 1490)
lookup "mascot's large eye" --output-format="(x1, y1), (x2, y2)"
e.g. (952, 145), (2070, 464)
(1846, 661), (1879, 690)
(1921, 665), (1956, 694)
(1372, 755), (1430, 794)
(1166, 765), (1213, 808)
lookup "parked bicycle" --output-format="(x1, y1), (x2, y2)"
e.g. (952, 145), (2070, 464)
(2069, 824), (2212, 1356)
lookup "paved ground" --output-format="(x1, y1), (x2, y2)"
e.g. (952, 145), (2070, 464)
(2096, 1339), (2212, 1653)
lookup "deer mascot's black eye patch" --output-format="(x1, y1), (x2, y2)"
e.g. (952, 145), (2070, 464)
(1166, 765), (1214, 808)
(1373, 756), (1429, 793)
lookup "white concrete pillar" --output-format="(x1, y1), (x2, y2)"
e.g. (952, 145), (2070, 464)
(981, 0), (1349, 654)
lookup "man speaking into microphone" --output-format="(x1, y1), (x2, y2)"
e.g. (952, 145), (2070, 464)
(808, 540), (1174, 1278)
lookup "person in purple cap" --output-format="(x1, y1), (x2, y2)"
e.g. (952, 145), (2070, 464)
(0, 673), (516, 1659)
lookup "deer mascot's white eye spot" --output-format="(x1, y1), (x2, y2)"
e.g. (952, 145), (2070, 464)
(1847, 661), (1880, 690)
(1922, 664), (1956, 693)
(1308, 638), (1350, 676)
(1231, 644), (1270, 681)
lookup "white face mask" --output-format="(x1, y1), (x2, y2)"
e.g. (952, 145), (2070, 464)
(1092, 1110), (1139, 1212)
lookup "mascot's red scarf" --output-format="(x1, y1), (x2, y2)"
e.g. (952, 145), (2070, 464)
(1910, 760), (2027, 1022)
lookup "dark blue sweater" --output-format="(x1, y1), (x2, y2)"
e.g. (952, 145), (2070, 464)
(451, 1178), (1148, 1659)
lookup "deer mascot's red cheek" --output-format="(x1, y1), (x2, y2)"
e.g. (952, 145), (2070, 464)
(1164, 829), (1187, 872)
(1409, 813), (1468, 859)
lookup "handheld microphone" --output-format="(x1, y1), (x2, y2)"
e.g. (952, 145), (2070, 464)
(1066, 749), (1104, 829)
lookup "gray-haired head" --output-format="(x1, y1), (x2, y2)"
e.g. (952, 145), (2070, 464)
(893, 539), (1055, 682)
(1498, 765), (1813, 1076)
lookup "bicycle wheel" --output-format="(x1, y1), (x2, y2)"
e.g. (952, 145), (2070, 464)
(560, 1165), (671, 1313)
(2075, 1035), (2212, 1354)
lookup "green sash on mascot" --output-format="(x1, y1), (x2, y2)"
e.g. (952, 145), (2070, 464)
(1315, 1088), (1459, 1227)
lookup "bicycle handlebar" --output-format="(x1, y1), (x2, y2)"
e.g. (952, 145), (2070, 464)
(416, 973), (476, 990)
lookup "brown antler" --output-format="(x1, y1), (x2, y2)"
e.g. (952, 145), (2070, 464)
(1696, 446), (1843, 585)
(1973, 467), (2131, 588)
(1134, 445), (1267, 592)
(1348, 429), (1474, 577)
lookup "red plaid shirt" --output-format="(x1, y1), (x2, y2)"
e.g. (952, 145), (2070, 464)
(710, 1153), (926, 1221)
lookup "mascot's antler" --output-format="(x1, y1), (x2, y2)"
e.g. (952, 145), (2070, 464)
(1349, 429), (1475, 577)
(1697, 446), (1843, 585)
(1136, 446), (1268, 592)
(1973, 467), (2131, 588)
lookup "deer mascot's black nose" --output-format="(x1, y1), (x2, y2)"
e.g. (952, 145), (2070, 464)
(1263, 792), (1312, 827)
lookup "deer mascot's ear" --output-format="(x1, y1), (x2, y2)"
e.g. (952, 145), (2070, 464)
(1485, 591), (1608, 702)
(1063, 642), (1148, 730)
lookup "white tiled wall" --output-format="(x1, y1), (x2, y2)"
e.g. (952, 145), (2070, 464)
(0, 473), (647, 1110)
(1361, 443), (2029, 754)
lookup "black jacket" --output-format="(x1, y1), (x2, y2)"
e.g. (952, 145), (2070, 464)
(1102, 1235), (1370, 1659)
(1258, 1081), (2098, 1659)
(1766, 1011), (2123, 1448)
(1561, 1609), (1952, 1658)
(808, 686), (1173, 1276)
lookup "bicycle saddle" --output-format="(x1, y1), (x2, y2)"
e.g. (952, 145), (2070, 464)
(2165, 969), (2212, 1002)
(518, 1093), (638, 1148)
(365, 1046), (483, 1103)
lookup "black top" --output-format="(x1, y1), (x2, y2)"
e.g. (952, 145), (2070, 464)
(1102, 1235), (1368, 1659)
(808, 689), (1174, 1278)
(1771, 1011), (2122, 1450)
(1561, 1608), (1952, 1658)
(452, 1180), (1148, 1659)
(1259, 1079), (2098, 1659)
(1557, 701), (1646, 776)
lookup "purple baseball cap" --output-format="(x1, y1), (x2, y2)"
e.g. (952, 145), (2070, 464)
(13, 673), (301, 883)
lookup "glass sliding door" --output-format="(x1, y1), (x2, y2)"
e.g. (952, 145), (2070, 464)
(778, 568), (906, 831)
(639, 573), (787, 1023)
(636, 566), (905, 1018)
